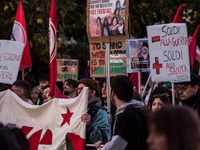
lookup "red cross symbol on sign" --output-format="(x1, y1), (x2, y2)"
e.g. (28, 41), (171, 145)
(153, 57), (163, 75)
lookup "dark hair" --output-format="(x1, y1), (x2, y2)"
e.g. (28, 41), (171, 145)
(0, 122), (30, 150)
(64, 79), (77, 88)
(77, 78), (100, 96)
(42, 85), (50, 91)
(114, 8), (120, 16)
(102, 17), (110, 36)
(97, 16), (101, 24)
(13, 80), (31, 99)
(38, 74), (50, 82)
(111, 75), (133, 102)
(148, 106), (200, 150)
(111, 16), (119, 25)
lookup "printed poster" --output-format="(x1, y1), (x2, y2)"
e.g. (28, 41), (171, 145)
(126, 38), (150, 73)
(147, 23), (190, 82)
(90, 42), (127, 77)
(87, 0), (130, 43)
(57, 59), (78, 82)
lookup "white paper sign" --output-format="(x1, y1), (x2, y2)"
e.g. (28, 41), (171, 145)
(0, 40), (24, 84)
(147, 23), (190, 82)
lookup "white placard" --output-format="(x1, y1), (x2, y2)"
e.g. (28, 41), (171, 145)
(0, 40), (24, 84)
(147, 23), (190, 82)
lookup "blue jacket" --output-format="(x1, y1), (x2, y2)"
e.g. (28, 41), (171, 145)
(87, 107), (110, 144)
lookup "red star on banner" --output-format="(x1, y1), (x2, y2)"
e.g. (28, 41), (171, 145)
(60, 107), (73, 127)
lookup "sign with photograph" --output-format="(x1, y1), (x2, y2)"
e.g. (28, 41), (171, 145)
(0, 40), (24, 84)
(147, 23), (190, 82)
(90, 42), (127, 77)
(87, 0), (130, 43)
(126, 38), (150, 73)
(57, 59), (78, 82)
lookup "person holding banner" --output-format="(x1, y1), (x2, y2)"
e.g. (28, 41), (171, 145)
(11, 80), (33, 104)
(77, 78), (110, 146)
(147, 106), (200, 150)
(177, 72), (200, 117)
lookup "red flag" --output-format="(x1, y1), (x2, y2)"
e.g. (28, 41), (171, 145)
(11, 1), (32, 71)
(172, 4), (182, 23)
(130, 72), (142, 92)
(189, 25), (200, 70)
(49, 0), (67, 98)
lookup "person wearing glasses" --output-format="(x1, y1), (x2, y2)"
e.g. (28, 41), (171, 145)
(77, 78), (110, 148)
(11, 80), (33, 104)
(177, 72), (200, 116)
(62, 79), (77, 98)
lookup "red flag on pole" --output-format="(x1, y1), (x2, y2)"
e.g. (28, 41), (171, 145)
(130, 72), (142, 91)
(189, 25), (200, 70)
(11, 1), (32, 71)
(49, 0), (67, 98)
(172, 4), (182, 23)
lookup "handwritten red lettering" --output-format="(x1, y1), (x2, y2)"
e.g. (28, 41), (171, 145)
(166, 62), (188, 76)
(90, 10), (96, 15)
(0, 71), (13, 79)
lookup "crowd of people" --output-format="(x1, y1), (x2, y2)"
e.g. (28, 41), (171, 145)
(1, 72), (200, 150)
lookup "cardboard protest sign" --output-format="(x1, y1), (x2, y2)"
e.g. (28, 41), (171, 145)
(126, 38), (150, 73)
(57, 59), (78, 82)
(87, 0), (130, 43)
(147, 23), (190, 82)
(0, 40), (24, 84)
(90, 42), (127, 77)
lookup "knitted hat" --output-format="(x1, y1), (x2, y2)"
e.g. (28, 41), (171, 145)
(77, 78), (100, 95)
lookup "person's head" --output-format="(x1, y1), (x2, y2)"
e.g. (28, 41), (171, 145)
(103, 17), (108, 26)
(77, 78), (100, 101)
(42, 85), (53, 103)
(110, 75), (133, 107)
(111, 16), (119, 26)
(116, 0), (121, 9)
(147, 105), (200, 150)
(38, 74), (50, 92)
(107, 15), (112, 25)
(177, 73), (199, 100)
(121, 7), (125, 18)
(11, 80), (31, 101)
(97, 17), (101, 24)
(63, 79), (77, 96)
(30, 86), (41, 103)
(114, 8), (120, 16)
(149, 93), (170, 112)
(141, 42), (149, 55)
(99, 78), (107, 99)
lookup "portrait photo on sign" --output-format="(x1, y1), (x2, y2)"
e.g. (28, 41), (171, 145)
(87, 0), (129, 43)
(126, 38), (150, 73)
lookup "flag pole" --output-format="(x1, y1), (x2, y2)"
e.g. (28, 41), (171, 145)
(171, 82), (175, 106)
(22, 70), (24, 80)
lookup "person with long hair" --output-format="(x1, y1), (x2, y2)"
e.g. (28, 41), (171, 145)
(102, 17), (110, 37)
(96, 17), (102, 37)
(147, 105), (200, 150)
(110, 16), (119, 36)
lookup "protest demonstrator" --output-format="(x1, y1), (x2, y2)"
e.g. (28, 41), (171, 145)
(11, 80), (33, 105)
(147, 105), (200, 150)
(95, 75), (148, 150)
(176, 72), (200, 116)
(0, 87), (88, 149)
(63, 79), (77, 98)
(77, 78), (110, 147)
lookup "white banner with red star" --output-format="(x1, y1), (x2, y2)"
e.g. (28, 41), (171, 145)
(147, 23), (191, 82)
(0, 88), (88, 150)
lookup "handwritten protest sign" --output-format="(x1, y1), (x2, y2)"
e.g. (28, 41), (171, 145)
(90, 42), (127, 77)
(147, 23), (190, 82)
(57, 59), (78, 82)
(87, 0), (130, 43)
(126, 38), (150, 73)
(0, 40), (24, 84)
